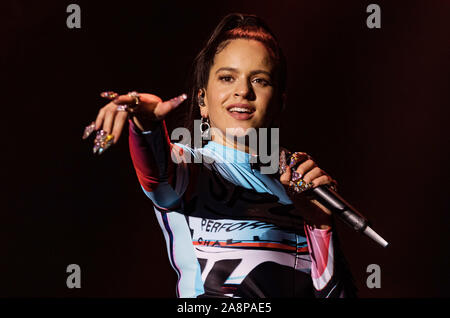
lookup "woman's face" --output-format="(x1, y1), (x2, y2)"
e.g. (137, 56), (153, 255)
(201, 39), (279, 139)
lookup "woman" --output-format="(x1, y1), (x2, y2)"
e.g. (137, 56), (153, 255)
(83, 13), (356, 298)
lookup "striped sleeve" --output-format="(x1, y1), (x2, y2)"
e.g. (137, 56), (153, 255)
(128, 118), (184, 211)
(305, 224), (357, 297)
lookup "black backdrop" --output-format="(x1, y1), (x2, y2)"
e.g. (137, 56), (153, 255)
(2, 0), (449, 298)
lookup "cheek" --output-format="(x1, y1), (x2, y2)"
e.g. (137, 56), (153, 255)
(255, 89), (275, 114)
(215, 83), (233, 99)
(208, 86), (232, 112)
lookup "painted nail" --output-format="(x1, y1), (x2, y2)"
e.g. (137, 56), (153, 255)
(100, 91), (119, 100)
(288, 152), (305, 168)
(104, 134), (114, 144)
(93, 130), (106, 154)
(93, 142), (100, 154)
(291, 171), (302, 181)
(95, 134), (114, 155)
(288, 155), (298, 168)
(83, 122), (95, 139)
(102, 138), (114, 154)
(170, 93), (188, 107)
(279, 150), (287, 174)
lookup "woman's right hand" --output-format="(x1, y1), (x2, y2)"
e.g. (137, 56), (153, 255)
(83, 91), (187, 154)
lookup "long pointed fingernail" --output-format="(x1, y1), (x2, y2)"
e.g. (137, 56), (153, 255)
(289, 152), (301, 168)
(170, 93), (188, 107)
(93, 130), (105, 153)
(93, 142), (100, 154)
(279, 150), (287, 174)
(100, 91), (119, 100)
(102, 135), (114, 152)
(83, 122), (96, 139)
(93, 130), (106, 154)
(289, 158), (297, 168)
(94, 132), (114, 155)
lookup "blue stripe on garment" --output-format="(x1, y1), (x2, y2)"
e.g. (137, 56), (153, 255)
(160, 212), (204, 297)
(160, 213), (181, 297)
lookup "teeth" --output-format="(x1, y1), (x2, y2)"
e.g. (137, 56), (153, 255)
(228, 107), (253, 113)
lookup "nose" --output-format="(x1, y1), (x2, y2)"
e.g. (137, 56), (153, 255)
(234, 79), (255, 100)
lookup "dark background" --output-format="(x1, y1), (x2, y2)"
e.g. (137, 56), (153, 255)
(2, 0), (449, 298)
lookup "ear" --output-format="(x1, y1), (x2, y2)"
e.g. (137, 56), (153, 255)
(197, 88), (206, 101)
(198, 88), (208, 117)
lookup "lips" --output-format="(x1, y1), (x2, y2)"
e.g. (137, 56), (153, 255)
(226, 103), (255, 120)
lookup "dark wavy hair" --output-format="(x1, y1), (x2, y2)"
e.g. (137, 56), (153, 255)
(184, 13), (288, 140)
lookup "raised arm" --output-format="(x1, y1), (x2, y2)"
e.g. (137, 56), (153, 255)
(128, 118), (181, 211)
(88, 91), (188, 210)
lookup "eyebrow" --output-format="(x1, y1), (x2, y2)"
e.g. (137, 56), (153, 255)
(215, 67), (272, 77)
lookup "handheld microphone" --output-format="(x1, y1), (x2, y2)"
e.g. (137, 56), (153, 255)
(309, 185), (389, 247)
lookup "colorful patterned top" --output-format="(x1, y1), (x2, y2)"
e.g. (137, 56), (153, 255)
(128, 119), (356, 298)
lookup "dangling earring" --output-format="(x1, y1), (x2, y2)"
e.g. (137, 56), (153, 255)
(200, 117), (210, 139)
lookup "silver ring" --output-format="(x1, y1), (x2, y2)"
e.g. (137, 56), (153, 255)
(116, 104), (129, 112)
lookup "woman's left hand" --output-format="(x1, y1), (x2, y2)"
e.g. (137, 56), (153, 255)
(279, 150), (338, 230)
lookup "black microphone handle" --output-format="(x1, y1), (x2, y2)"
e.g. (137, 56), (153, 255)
(310, 186), (368, 232)
(308, 185), (389, 247)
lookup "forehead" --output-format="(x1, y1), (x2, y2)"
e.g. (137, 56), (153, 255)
(212, 39), (274, 71)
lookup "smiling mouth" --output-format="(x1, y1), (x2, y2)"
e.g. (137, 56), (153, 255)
(226, 104), (255, 120)
(228, 106), (254, 113)
(228, 107), (255, 120)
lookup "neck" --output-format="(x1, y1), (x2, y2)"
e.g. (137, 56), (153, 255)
(210, 130), (257, 155)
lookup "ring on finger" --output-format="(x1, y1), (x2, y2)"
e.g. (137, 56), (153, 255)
(288, 178), (314, 194)
(116, 104), (129, 112)
(128, 91), (141, 106)
(291, 170), (302, 182)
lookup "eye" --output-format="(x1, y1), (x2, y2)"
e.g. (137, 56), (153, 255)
(252, 78), (271, 87)
(219, 75), (234, 82)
